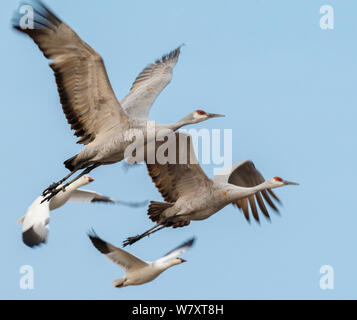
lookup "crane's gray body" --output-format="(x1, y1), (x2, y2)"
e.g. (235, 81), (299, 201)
(146, 132), (285, 228)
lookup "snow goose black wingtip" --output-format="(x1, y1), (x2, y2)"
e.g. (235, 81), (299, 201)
(163, 237), (196, 257)
(90, 197), (115, 204)
(87, 230), (111, 255)
(22, 226), (47, 248)
(114, 199), (150, 208)
(179, 237), (196, 251)
(87, 228), (97, 238)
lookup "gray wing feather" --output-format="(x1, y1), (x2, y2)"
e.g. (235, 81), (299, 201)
(214, 160), (280, 222)
(146, 132), (212, 203)
(13, 1), (127, 145)
(121, 46), (182, 119)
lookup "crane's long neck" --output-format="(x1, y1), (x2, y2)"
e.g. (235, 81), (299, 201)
(165, 117), (194, 131)
(225, 181), (272, 203)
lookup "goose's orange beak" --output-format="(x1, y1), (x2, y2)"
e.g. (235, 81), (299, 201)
(88, 177), (95, 182)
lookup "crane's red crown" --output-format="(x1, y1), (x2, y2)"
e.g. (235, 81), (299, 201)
(195, 110), (206, 115)
(274, 176), (283, 182)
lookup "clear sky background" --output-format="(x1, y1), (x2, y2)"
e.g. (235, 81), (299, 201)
(0, 0), (356, 299)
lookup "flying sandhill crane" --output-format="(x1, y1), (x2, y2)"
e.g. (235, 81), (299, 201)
(18, 176), (146, 248)
(12, 1), (224, 202)
(123, 132), (298, 246)
(88, 230), (195, 288)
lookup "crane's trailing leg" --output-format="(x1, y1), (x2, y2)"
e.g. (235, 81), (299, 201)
(41, 164), (100, 203)
(123, 213), (191, 246)
(123, 225), (166, 247)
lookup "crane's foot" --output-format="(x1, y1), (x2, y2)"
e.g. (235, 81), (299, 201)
(41, 187), (64, 204)
(42, 182), (61, 196)
(123, 235), (143, 247)
(42, 167), (81, 197)
(122, 225), (165, 247)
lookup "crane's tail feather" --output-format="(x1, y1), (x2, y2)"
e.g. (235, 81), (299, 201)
(147, 201), (174, 223)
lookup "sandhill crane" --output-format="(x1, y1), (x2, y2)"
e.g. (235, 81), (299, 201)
(88, 230), (195, 288)
(123, 132), (298, 246)
(18, 176), (146, 247)
(12, 1), (224, 202)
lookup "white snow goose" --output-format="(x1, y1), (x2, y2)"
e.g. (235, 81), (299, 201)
(88, 230), (195, 288)
(18, 176), (147, 247)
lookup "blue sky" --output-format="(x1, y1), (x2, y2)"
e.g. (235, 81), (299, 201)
(0, 0), (356, 299)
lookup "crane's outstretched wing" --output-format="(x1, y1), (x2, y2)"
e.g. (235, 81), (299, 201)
(214, 160), (281, 223)
(121, 46), (182, 119)
(88, 230), (148, 271)
(155, 237), (195, 265)
(13, 1), (127, 145)
(146, 132), (212, 202)
(19, 196), (50, 247)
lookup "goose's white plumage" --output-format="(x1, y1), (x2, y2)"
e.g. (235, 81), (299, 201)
(18, 176), (116, 247)
(19, 196), (50, 247)
(68, 190), (115, 203)
(88, 231), (195, 288)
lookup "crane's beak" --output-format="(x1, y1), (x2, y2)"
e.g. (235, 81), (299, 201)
(207, 113), (225, 118)
(283, 180), (299, 186)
